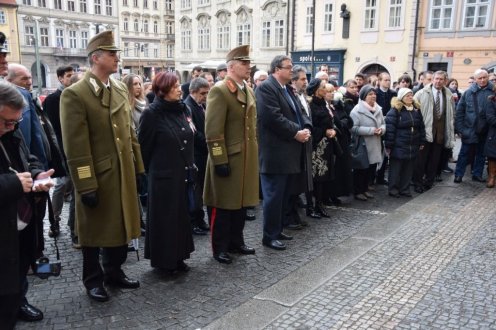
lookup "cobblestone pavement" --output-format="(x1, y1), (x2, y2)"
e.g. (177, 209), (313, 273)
(266, 182), (495, 329)
(18, 180), (410, 329)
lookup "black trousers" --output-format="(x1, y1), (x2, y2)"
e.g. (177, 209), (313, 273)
(388, 158), (415, 194)
(210, 208), (245, 254)
(82, 245), (128, 289)
(353, 164), (377, 194)
(0, 293), (20, 330)
(413, 142), (444, 187)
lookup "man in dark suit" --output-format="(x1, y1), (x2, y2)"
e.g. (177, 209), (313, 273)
(181, 66), (202, 100)
(184, 77), (210, 235)
(256, 55), (312, 251)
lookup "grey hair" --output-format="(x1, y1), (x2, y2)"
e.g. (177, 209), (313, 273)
(345, 79), (357, 87)
(269, 55), (291, 74)
(189, 77), (209, 92)
(254, 70), (268, 81)
(474, 68), (488, 78)
(6, 63), (28, 82)
(433, 70), (448, 79)
(0, 81), (26, 112)
(315, 71), (329, 80)
(291, 65), (306, 81)
(88, 50), (104, 66)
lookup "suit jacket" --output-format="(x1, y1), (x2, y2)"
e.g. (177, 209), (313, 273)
(203, 76), (259, 209)
(60, 71), (144, 247)
(256, 75), (312, 174)
(184, 95), (208, 168)
(43, 89), (63, 150)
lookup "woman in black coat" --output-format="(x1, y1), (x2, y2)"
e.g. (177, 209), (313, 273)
(307, 78), (337, 217)
(138, 72), (195, 273)
(385, 88), (426, 197)
(484, 89), (496, 188)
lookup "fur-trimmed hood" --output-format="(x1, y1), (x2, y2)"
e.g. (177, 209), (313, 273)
(390, 96), (420, 111)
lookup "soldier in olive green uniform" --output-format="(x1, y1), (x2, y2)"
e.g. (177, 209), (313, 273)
(60, 31), (144, 302)
(203, 45), (259, 264)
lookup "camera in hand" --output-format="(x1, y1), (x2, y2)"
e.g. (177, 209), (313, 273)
(35, 257), (61, 279)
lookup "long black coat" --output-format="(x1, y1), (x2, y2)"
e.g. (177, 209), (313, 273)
(0, 130), (43, 296)
(310, 97), (336, 181)
(256, 75), (312, 174)
(484, 99), (496, 158)
(385, 98), (426, 160)
(138, 98), (195, 269)
(184, 95), (208, 175)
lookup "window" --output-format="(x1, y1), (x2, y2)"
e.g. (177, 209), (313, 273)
(54, 0), (62, 9)
(23, 0), (32, 5)
(124, 42), (129, 56)
(81, 31), (88, 48)
(262, 21), (270, 47)
(429, 0), (454, 30)
(56, 28), (64, 48)
(324, 2), (333, 32)
(166, 44), (174, 58)
(463, 0), (489, 29)
(94, 0), (101, 14)
(305, 6), (313, 33)
(105, 0), (112, 15)
(142, 43), (148, 57)
(124, 18), (129, 31)
(165, 0), (172, 10)
(166, 21), (173, 34)
(38, 0), (46, 7)
(153, 20), (158, 33)
(143, 20), (148, 32)
(134, 43), (139, 56)
(0, 11), (5, 24)
(198, 0), (209, 5)
(69, 30), (77, 48)
(133, 0), (137, 7)
(153, 47), (158, 58)
(181, 0), (191, 9)
(364, 0), (378, 30)
(217, 24), (229, 50)
(24, 25), (35, 46)
(134, 19), (139, 31)
(68, 0), (75, 11)
(123, 0), (127, 5)
(181, 20), (191, 50)
(388, 0), (403, 28)
(274, 19), (284, 47)
(143, 0), (147, 8)
(153, 0), (157, 9)
(80, 0), (87, 12)
(198, 26), (210, 50)
(237, 23), (250, 46)
(40, 27), (49, 46)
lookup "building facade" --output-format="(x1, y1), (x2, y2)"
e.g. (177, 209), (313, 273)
(175, 0), (291, 82)
(415, 0), (496, 90)
(119, 0), (175, 79)
(0, 0), (21, 63)
(17, 0), (119, 89)
(292, 0), (418, 85)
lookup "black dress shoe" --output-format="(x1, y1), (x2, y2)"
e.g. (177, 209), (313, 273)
(315, 204), (330, 218)
(277, 232), (293, 240)
(229, 245), (256, 255)
(388, 192), (400, 198)
(214, 252), (232, 264)
(472, 176), (485, 182)
(192, 226), (208, 235)
(454, 176), (462, 183)
(442, 166), (454, 173)
(18, 302), (44, 321)
(262, 239), (286, 250)
(400, 192), (412, 197)
(104, 275), (140, 289)
(306, 207), (321, 219)
(414, 186), (424, 193)
(245, 208), (256, 221)
(197, 221), (210, 231)
(177, 260), (190, 272)
(86, 287), (109, 302)
(286, 223), (303, 230)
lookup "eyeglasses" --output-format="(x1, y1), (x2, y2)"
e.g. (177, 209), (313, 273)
(279, 66), (293, 71)
(0, 116), (23, 126)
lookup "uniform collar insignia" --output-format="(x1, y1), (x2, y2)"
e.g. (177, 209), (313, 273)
(226, 79), (237, 94)
(89, 78), (100, 93)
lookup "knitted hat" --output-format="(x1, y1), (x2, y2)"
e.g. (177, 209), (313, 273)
(306, 78), (322, 96)
(397, 88), (413, 101)
(359, 84), (375, 101)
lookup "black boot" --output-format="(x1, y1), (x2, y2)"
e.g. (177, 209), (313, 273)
(315, 203), (330, 218)
(306, 206), (321, 219)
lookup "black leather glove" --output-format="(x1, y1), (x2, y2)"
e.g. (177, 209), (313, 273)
(215, 164), (230, 177)
(81, 191), (98, 208)
(136, 173), (146, 190)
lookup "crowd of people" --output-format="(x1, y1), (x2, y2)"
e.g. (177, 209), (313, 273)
(1, 29), (496, 328)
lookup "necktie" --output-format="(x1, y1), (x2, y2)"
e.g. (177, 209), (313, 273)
(434, 91), (441, 118)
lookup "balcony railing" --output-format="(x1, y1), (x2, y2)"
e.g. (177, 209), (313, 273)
(53, 47), (87, 57)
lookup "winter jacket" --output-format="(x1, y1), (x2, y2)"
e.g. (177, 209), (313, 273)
(385, 97), (426, 160)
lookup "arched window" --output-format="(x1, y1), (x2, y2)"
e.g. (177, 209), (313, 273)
(123, 17), (129, 31)
(134, 18), (139, 31)
(143, 19), (149, 32)
(153, 20), (158, 33)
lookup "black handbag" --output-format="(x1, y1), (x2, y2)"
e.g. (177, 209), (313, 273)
(350, 128), (369, 169)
